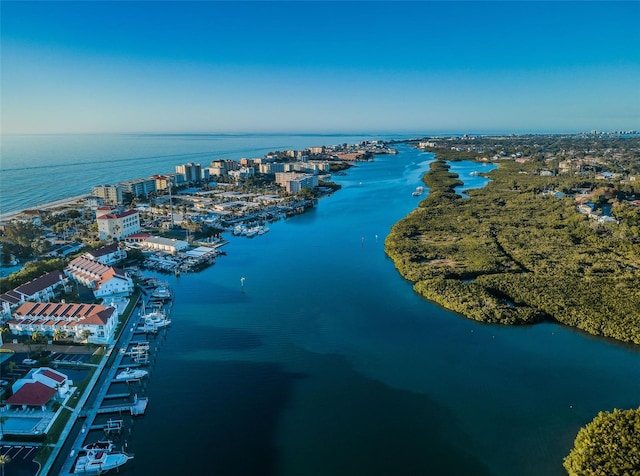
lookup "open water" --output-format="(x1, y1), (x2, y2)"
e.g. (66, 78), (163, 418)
(2, 135), (639, 475)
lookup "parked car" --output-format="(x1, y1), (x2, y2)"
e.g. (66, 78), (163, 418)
(22, 358), (37, 366)
(0, 380), (8, 387)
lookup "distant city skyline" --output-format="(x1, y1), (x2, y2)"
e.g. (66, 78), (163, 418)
(1, 1), (639, 135)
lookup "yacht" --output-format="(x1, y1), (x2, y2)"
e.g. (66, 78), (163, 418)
(115, 368), (149, 381)
(144, 310), (171, 329)
(150, 286), (172, 300)
(412, 186), (424, 196)
(74, 449), (133, 474)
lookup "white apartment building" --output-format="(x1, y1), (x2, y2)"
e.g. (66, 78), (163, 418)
(9, 301), (119, 345)
(275, 172), (318, 193)
(97, 209), (141, 240)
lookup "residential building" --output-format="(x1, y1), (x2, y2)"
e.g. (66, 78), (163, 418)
(8, 301), (119, 345)
(275, 172), (318, 193)
(92, 185), (123, 205)
(117, 177), (157, 198)
(228, 167), (255, 181)
(97, 209), (141, 240)
(83, 244), (127, 266)
(65, 256), (134, 298)
(0, 271), (69, 321)
(176, 163), (202, 183)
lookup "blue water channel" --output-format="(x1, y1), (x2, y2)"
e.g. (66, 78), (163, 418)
(93, 145), (640, 475)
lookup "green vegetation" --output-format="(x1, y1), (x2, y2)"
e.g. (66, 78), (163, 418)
(385, 152), (640, 344)
(0, 221), (48, 262)
(564, 407), (640, 475)
(0, 258), (66, 293)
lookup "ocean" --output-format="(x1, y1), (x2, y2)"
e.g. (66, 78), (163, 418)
(0, 133), (407, 215)
(3, 135), (639, 475)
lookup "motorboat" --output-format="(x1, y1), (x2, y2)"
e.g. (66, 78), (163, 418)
(82, 441), (115, 452)
(74, 449), (133, 474)
(150, 286), (172, 300)
(115, 368), (149, 381)
(143, 310), (171, 329)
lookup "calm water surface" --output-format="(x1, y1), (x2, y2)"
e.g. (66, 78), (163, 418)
(103, 145), (638, 476)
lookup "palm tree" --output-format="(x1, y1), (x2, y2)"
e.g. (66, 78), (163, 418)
(0, 452), (10, 476)
(80, 329), (93, 344)
(52, 329), (65, 342)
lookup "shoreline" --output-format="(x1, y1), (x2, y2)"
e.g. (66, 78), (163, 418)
(0, 194), (91, 222)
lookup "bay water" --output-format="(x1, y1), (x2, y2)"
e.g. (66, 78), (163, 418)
(2, 136), (639, 474)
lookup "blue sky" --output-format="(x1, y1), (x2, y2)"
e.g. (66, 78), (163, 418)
(2, 1), (639, 134)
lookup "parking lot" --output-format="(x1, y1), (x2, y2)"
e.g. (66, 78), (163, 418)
(0, 445), (40, 476)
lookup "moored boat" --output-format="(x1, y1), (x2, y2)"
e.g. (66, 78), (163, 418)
(82, 440), (115, 452)
(73, 449), (133, 474)
(115, 368), (149, 381)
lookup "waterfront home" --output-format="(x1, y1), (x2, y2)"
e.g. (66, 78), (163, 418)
(6, 367), (71, 411)
(8, 301), (118, 344)
(0, 271), (70, 321)
(65, 256), (134, 299)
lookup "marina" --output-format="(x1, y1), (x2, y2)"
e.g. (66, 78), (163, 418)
(53, 278), (173, 475)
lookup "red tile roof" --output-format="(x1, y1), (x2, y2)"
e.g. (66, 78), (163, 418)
(6, 381), (56, 406)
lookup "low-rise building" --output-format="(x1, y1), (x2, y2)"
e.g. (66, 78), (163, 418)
(65, 256), (134, 298)
(8, 301), (119, 344)
(0, 271), (70, 321)
(141, 236), (190, 254)
(7, 367), (71, 411)
(83, 244), (127, 266)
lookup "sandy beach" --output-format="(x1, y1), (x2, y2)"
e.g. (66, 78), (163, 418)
(0, 194), (91, 222)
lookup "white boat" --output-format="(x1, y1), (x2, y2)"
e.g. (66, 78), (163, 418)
(412, 186), (424, 196)
(115, 367), (149, 381)
(143, 310), (171, 329)
(82, 441), (115, 452)
(150, 286), (172, 300)
(74, 449), (133, 474)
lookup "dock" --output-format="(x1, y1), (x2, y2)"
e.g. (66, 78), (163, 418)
(97, 395), (149, 416)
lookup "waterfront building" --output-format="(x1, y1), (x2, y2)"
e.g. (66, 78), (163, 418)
(83, 243), (127, 266)
(92, 184), (123, 205)
(141, 236), (189, 254)
(275, 172), (318, 193)
(117, 177), (157, 198)
(308, 146), (325, 155)
(97, 209), (141, 240)
(176, 163), (203, 183)
(8, 301), (118, 344)
(65, 256), (134, 298)
(0, 271), (70, 321)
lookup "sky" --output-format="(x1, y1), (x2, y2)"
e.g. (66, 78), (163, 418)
(1, 1), (639, 135)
